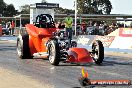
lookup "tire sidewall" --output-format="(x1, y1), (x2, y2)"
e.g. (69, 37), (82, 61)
(49, 40), (56, 63)
(17, 36), (23, 58)
(48, 40), (60, 65)
(92, 40), (104, 64)
(17, 34), (32, 59)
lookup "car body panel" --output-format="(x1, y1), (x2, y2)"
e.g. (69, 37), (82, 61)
(67, 48), (94, 63)
(26, 24), (57, 54)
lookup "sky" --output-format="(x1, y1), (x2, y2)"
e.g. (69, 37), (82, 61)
(4, 0), (132, 14)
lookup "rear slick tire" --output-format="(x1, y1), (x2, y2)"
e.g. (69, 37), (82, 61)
(17, 34), (33, 59)
(92, 40), (104, 65)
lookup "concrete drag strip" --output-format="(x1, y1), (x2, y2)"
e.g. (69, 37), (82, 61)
(0, 40), (16, 43)
(0, 67), (53, 88)
(0, 36), (17, 43)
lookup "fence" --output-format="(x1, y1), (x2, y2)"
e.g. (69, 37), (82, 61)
(14, 27), (27, 35)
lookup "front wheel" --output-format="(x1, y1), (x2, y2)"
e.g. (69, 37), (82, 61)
(91, 40), (104, 65)
(48, 40), (60, 66)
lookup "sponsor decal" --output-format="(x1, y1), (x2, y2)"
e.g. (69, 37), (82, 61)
(36, 3), (59, 8)
(95, 36), (115, 47)
(119, 28), (132, 37)
(77, 36), (90, 45)
(78, 67), (131, 87)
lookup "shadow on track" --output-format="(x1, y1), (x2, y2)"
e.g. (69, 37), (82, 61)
(102, 60), (132, 66)
(99, 56), (132, 66)
(16, 54), (132, 67)
(0, 45), (16, 51)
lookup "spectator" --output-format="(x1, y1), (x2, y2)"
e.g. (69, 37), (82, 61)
(64, 13), (73, 44)
(93, 22), (99, 35)
(81, 21), (87, 34)
(5, 22), (9, 29)
(58, 21), (65, 29)
(9, 21), (15, 36)
(99, 24), (105, 35)
(55, 21), (61, 28)
(11, 21), (15, 36)
(88, 20), (93, 27)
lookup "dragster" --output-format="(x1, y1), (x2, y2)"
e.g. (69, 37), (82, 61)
(17, 14), (104, 66)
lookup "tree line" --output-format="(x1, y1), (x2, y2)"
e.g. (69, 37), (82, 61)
(0, 0), (112, 17)
(22, 0), (112, 14)
(0, 0), (16, 17)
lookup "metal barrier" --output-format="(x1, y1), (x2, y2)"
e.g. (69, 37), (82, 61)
(14, 27), (27, 35)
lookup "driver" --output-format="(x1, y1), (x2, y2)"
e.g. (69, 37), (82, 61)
(39, 15), (47, 28)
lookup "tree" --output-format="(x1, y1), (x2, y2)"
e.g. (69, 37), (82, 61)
(0, 0), (6, 16)
(0, 0), (17, 17)
(41, 0), (47, 3)
(20, 4), (30, 14)
(77, 0), (112, 14)
(2, 4), (16, 17)
(55, 7), (74, 14)
(5, 4), (16, 16)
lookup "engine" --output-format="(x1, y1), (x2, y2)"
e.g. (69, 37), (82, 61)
(53, 29), (70, 50)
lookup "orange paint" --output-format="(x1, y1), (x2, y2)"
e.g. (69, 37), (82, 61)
(25, 24), (57, 56)
(68, 48), (93, 63)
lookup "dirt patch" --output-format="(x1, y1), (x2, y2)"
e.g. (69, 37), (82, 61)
(0, 67), (53, 88)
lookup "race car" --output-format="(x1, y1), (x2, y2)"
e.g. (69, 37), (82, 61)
(16, 14), (104, 66)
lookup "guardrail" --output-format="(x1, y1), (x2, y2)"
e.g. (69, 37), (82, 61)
(14, 27), (27, 35)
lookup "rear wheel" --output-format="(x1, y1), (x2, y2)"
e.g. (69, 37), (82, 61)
(17, 34), (33, 59)
(48, 40), (60, 66)
(91, 40), (104, 65)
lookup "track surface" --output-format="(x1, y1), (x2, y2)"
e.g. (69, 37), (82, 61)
(0, 41), (132, 88)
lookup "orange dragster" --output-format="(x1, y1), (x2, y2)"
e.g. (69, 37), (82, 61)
(17, 14), (104, 66)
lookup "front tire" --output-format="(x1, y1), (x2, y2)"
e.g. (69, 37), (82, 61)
(92, 40), (104, 65)
(48, 40), (60, 66)
(17, 34), (33, 59)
